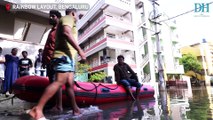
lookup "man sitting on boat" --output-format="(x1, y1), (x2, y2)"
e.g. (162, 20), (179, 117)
(113, 55), (142, 100)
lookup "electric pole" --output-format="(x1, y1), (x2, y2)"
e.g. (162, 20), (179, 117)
(149, 0), (166, 91)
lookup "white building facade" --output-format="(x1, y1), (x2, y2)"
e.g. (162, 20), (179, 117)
(77, 0), (184, 85)
(77, 0), (154, 85)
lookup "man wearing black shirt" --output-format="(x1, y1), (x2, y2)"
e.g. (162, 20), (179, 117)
(113, 55), (142, 100)
(19, 51), (33, 77)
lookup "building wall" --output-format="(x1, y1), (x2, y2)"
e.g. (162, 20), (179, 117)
(0, 6), (15, 38)
(77, 0), (136, 83)
(133, 0), (184, 84)
(77, 0), (183, 86)
(0, 5), (50, 73)
(132, 0), (157, 84)
(160, 18), (184, 75)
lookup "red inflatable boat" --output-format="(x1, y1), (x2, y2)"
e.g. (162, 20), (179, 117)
(13, 76), (155, 105)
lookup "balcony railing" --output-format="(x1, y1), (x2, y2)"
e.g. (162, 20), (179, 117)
(78, 14), (132, 42)
(89, 57), (116, 70)
(89, 55), (136, 72)
(174, 65), (184, 74)
(100, 56), (116, 64)
(83, 36), (105, 52)
(173, 51), (182, 58)
(79, 15), (105, 40)
(140, 53), (149, 68)
(106, 34), (133, 43)
(83, 35), (133, 52)
(142, 74), (151, 83)
(104, 13), (131, 24)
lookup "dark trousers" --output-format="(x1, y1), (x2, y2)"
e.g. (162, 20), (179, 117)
(0, 77), (3, 93)
(46, 63), (55, 83)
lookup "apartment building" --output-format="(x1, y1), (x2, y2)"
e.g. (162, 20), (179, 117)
(77, 0), (184, 84)
(135, 1), (184, 82)
(158, 14), (184, 79)
(77, 0), (139, 83)
(180, 40), (213, 75)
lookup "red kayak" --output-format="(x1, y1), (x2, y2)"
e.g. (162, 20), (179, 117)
(13, 76), (155, 105)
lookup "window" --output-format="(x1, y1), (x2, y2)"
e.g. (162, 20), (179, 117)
(142, 27), (147, 39)
(14, 19), (26, 40)
(106, 33), (116, 38)
(25, 23), (46, 43)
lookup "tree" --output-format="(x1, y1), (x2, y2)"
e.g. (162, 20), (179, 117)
(179, 54), (202, 72)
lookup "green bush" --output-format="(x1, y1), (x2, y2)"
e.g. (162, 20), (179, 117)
(76, 62), (91, 74)
(89, 72), (107, 82)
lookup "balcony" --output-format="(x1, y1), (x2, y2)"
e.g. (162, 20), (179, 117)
(105, 0), (131, 12)
(87, 48), (136, 72)
(166, 65), (184, 74)
(101, 56), (114, 64)
(83, 35), (134, 57)
(90, 57), (136, 72)
(77, 0), (131, 29)
(140, 53), (149, 68)
(104, 15), (133, 30)
(171, 33), (179, 44)
(142, 74), (151, 83)
(173, 50), (182, 58)
(78, 14), (133, 44)
(175, 65), (184, 74)
(172, 38), (179, 44)
(77, 0), (105, 29)
(78, 15), (106, 44)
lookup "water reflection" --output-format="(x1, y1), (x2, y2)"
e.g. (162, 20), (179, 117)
(0, 86), (213, 120)
(99, 98), (155, 120)
(186, 87), (212, 120)
(166, 86), (213, 120)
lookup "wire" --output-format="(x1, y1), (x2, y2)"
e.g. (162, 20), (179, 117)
(159, 1), (213, 23)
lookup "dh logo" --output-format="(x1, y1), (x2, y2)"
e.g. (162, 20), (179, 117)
(194, 3), (209, 13)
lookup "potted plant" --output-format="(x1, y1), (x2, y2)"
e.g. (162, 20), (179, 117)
(89, 72), (107, 82)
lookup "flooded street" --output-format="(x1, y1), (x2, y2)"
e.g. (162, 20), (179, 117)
(0, 86), (212, 120)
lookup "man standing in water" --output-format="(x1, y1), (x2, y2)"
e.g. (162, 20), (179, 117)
(42, 10), (62, 112)
(113, 55), (142, 100)
(28, 8), (86, 120)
